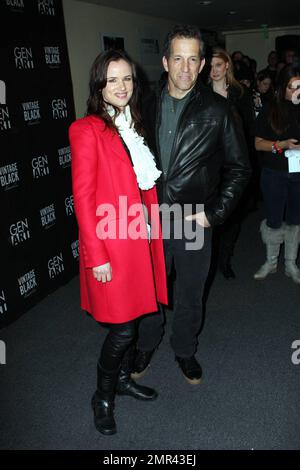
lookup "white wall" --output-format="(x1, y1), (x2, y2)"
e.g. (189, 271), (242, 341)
(63, 0), (176, 118)
(223, 25), (300, 72)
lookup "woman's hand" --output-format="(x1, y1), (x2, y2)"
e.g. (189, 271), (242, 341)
(92, 262), (112, 283)
(280, 139), (300, 150)
(255, 137), (300, 152)
(253, 93), (262, 109)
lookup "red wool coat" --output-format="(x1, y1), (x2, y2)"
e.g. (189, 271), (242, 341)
(69, 115), (167, 323)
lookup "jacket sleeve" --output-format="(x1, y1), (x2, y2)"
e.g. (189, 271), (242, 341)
(69, 119), (110, 268)
(205, 106), (252, 226)
(236, 87), (256, 147)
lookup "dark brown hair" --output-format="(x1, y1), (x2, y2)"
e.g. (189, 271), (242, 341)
(269, 64), (300, 134)
(86, 49), (143, 135)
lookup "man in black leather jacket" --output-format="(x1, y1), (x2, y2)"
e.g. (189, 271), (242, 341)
(132, 25), (251, 385)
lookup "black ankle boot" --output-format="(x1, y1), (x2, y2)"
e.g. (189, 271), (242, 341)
(91, 391), (116, 436)
(92, 363), (119, 435)
(116, 346), (158, 401)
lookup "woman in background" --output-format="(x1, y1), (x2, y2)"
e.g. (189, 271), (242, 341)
(253, 70), (274, 116)
(209, 47), (254, 279)
(254, 65), (300, 283)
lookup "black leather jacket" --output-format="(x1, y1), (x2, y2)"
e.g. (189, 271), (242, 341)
(142, 82), (251, 226)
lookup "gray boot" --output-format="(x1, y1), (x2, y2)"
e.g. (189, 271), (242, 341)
(254, 220), (284, 280)
(284, 224), (300, 284)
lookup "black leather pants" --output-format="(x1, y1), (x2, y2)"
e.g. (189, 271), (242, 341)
(99, 320), (137, 371)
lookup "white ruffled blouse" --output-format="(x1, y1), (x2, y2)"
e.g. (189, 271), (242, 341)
(107, 105), (161, 190)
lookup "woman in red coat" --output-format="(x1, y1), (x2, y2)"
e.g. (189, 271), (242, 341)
(69, 50), (167, 436)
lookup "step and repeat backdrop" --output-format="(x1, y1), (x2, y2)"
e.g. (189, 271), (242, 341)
(0, 0), (78, 328)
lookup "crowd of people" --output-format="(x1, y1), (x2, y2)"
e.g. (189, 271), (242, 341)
(212, 47), (300, 280)
(69, 24), (300, 435)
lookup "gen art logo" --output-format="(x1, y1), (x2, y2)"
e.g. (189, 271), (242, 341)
(0, 106), (11, 131)
(52, 98), (67, 119)
(48, 253), (64, 279)
(32, 155), (50, 179)
(65, 195), (74, 216)
(14, 47), (34, 70)
(38, 0), (55, 15)
(10, 218), (31, 246)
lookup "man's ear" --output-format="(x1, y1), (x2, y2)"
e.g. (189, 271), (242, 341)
(162, 56), (169, 72)
(199, 58), (205, 74)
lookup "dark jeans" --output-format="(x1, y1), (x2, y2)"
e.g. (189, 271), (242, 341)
(137, 225), (212, 358)
(99, 320), (137, 371)
(261, 168), (300, 228)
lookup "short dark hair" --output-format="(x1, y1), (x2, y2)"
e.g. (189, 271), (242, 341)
(256, 69), (272, 82)
(163, 24), (205, 59)
(86, 49), (143, 135)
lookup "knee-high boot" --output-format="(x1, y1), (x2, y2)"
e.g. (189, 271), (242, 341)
(254, 220), (284, 280)
(116, 345), (158, 401)
(91, 362), (119, 435)
(284, 224), (300, 284)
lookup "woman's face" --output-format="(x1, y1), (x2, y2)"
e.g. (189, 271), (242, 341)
(210, 57), (228, 82)
(285, 76), (300, 101)
(257, 78), (271, 94)
(102, 59), (134, 111)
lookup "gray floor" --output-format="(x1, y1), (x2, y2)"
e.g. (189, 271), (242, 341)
(1, 207), (300, 450)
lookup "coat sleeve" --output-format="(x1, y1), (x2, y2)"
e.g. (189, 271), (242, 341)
(69, 119), (110, 268)
(205, 105), (252, 226)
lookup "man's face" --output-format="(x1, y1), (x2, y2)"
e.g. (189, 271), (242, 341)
(257, 78), (272, 94)
(285, 50), (295, 64)
(163, 37), (205, 99)
(268, 52), (278, 68)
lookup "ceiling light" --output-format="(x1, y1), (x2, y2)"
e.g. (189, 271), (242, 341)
(197, 1), (213, 5)
(228, 11), (237, 15)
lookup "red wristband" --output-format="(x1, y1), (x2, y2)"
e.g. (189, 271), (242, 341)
(273, 141), (283, 155)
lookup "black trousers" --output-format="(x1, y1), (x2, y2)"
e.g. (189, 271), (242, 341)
(99, 320), (137, 371)
(137, 226), (212, 358)
(261, 168), (300, 228)
(217, 213), (241, 266)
